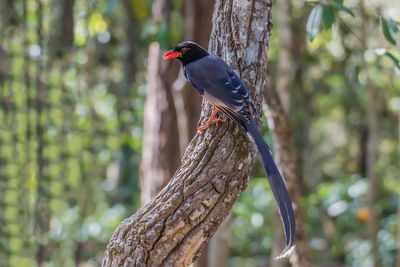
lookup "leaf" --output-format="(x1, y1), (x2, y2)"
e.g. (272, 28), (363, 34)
(382, 18), (399, 45)
(322, 5), (335, 28)
(307, 5), (323, 41)
(384, 52), (400, 69)
(331, 2), (355, 17)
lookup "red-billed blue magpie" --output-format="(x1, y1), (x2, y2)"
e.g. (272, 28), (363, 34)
(163, 41), (295, 258)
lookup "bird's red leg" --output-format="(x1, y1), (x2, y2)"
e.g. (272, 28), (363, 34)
(197, 108), (223, 131)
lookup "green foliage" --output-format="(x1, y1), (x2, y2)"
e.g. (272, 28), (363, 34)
(382, 18), (399, 45)
(307, 1), (356, 41)
(385, 51), (400, 69)
(307, 5), (323, 41)
(0, 0), (145, 265)
(322, 5), (335, 28)
(305, 1), (400, 70)
(331, 1), (355, 17)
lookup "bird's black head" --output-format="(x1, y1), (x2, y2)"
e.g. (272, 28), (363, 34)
(163, 41), (209, 66)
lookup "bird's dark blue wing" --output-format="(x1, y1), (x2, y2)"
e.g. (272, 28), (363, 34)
(185, 54), (255, 124)
(184, 67), (204, 95)
(225, 68), (257, 115)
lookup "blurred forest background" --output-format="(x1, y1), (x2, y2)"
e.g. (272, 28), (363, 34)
(1, 0), (400, 266)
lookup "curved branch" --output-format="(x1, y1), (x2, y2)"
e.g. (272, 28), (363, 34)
(102, 0), (273, 265)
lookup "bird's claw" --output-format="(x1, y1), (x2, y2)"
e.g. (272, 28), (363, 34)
(197, 118), (223, 132)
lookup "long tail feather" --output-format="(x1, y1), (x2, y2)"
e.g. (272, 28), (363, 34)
(245, 119), (296, 259)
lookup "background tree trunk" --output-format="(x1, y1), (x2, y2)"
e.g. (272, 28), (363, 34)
(360, 2), (381, 267)
(267, 1), (313, 266)
(103, 0), (273, 265)
(397, 193), (400, 267)
(140, 0), (181, 206)
(60, 0), (74, 49)
(140, 42), (180, 206)
(51, 0), (75, 57)
(397, 113), (400, 267)
(270, 0), (292, 266)
(34, 0), (50, 264)
(264, 84), (314, 267)
(274, 0), (291, 115)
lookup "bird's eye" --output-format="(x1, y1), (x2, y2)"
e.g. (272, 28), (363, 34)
(181, 47), (187, 53)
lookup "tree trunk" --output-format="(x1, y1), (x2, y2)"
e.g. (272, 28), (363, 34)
(266, 1), (313, 266)
(270, 1), (292, 266)
(140, 41), (181, 206)
(51, 0), (75, 57)
(274, 0), (292, 115)
(140, 0), (181, 206)
(61, 0), (74, 48)
(263, 85), (314, 267)
(360, 2), (381, 267)
(103, 0), (273, 265)
(34, 0), (50, 264)
(397, 113), (400, 267)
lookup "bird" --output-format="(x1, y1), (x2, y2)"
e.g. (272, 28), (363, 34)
(163, 41), (296, 259)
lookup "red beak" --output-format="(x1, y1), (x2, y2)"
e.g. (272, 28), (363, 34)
(163, 50), (181, 60)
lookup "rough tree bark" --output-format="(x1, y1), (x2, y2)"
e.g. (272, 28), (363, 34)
(140, 0), (181, 206)
(360, 2), (381, 267)
(103, 0), (273, 265)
